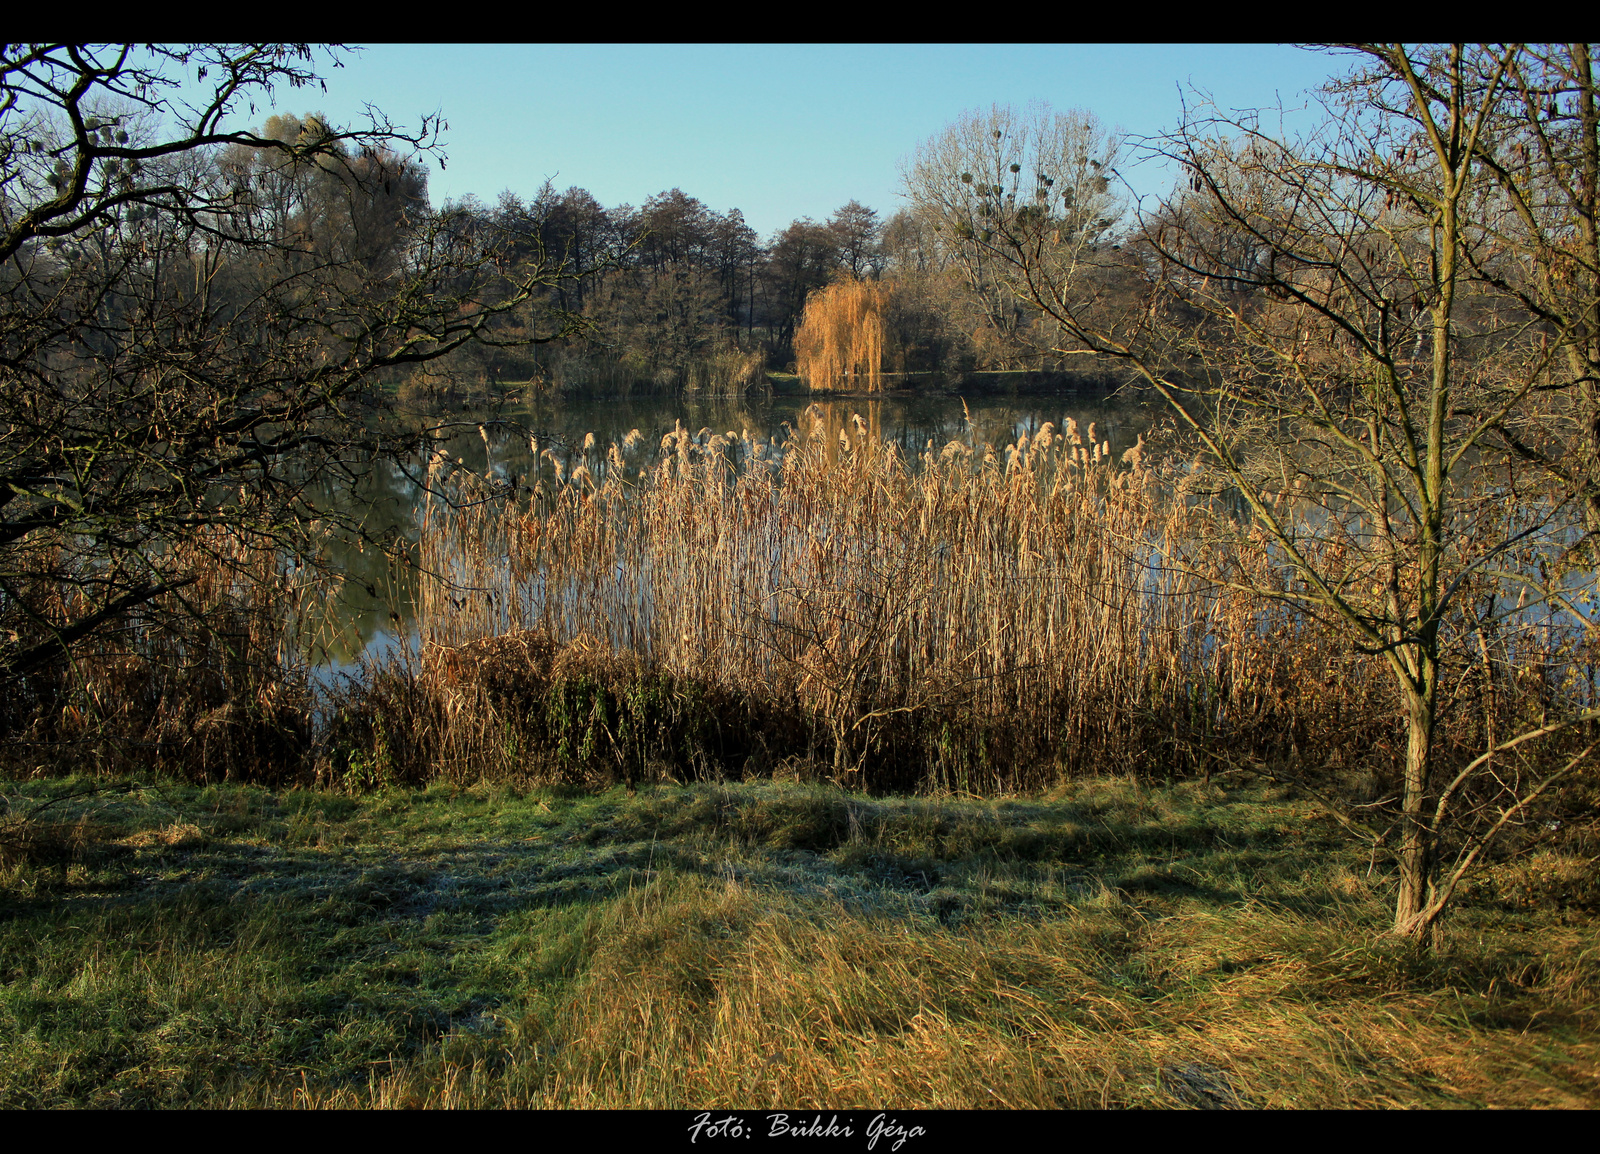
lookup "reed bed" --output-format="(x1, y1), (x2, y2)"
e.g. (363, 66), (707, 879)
(1, 528), (320, 782)
(400, 406), (1421, 792)
(8, 406), (1588, 804)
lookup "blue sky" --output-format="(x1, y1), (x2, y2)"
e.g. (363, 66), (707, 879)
(209, 44), (1350, 239)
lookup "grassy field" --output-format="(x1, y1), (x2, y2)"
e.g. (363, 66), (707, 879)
(1, 773), (1595, 1109)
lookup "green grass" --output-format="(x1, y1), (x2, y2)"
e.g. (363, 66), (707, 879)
(0, 774), (1595, 1108)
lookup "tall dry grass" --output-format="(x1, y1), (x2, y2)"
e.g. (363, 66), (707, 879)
(10, 405), (1589, 805)
(2, 528), (324, 782)
(401, 407), (1465, 792)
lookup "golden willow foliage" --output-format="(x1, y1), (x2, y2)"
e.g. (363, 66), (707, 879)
(795, 280), (891, 393)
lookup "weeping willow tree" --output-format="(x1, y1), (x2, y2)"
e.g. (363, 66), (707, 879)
(795, 279), (891, 392)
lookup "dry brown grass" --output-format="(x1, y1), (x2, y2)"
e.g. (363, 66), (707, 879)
(406, 406), (1420, 792)
(274, 869), (1599, 1110)
(1, 527), (320, 782)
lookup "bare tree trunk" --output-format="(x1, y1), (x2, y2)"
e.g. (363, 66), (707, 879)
(1394, 672), (1438, 943)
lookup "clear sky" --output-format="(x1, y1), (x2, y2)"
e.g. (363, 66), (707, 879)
(213, 44), (1351, 240)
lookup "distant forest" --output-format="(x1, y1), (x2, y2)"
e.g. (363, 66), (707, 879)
(382, 179), (1136, 401)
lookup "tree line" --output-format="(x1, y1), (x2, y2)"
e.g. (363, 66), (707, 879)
(412, 186), (972, 397)
(407, 120), (1144, 400)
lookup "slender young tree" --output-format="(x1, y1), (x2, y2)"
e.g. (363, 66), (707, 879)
(919, 47), (1599, 942)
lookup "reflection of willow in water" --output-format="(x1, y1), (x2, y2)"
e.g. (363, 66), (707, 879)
(415, 407), (1459, 781)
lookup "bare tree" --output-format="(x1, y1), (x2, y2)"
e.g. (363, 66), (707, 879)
(1445, 46), (1600, 532)
(923, 46), (1599, 942)
(827, 199), (884, 281)
(902, 101), (1125, 366)
(760, 217), (839, 352)
(0, 45), (580, 696)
